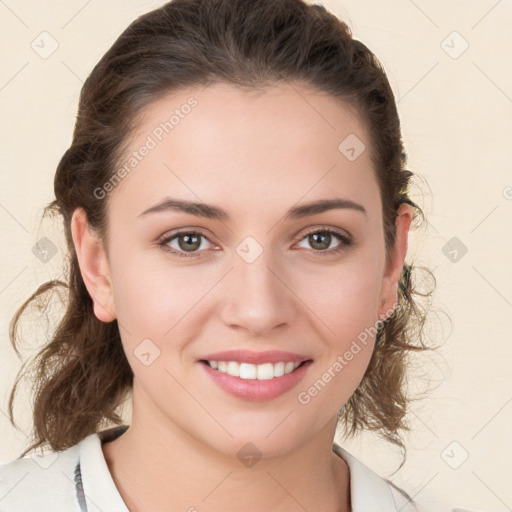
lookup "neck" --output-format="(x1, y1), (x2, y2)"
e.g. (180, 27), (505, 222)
(102, 393), (350, 512)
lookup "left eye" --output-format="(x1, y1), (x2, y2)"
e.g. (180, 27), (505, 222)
(295, 228), (351, 254)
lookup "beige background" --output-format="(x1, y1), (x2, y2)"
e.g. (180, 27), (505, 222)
(1, 1), (511, 510)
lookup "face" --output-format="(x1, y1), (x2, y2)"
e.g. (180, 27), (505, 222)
(72, 81), (411, 458)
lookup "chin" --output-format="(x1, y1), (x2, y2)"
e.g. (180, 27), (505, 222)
(199, 426), (308, 462)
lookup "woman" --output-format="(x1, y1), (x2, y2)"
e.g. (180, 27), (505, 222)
(1, 0), (436, 510)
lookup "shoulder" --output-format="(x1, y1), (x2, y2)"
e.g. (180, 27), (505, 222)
(0, 426), (129, 512)
(0, 440), (82, 511)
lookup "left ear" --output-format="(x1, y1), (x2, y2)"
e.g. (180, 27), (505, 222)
(378, 202), (413, 322)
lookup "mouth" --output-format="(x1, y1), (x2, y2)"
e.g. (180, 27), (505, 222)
(199, 357), (313, 401)
(197, 349), (313, 400)
(199, 359), (312, 380)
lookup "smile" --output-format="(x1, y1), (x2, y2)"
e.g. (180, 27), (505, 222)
(202, 360), (305, 380)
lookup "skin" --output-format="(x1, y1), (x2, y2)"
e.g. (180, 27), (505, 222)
(71, 81), (412, 512)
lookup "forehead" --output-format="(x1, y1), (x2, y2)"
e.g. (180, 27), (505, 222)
(108, 81), (380, 222)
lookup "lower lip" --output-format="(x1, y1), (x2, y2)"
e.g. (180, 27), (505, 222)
(200, 361), (313, 401)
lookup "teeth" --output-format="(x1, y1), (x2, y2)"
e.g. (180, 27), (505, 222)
(274, 362), (285, 377)
(284, 362), (295, 374)
(207, 360), (302, 379)
(227, 361), (240, 377)
(240, 362), (256, 379)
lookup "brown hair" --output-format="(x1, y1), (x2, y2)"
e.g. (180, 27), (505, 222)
(8, 0), (437, 464)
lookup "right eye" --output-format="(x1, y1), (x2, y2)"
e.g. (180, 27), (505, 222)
(158, 230), (215, 258)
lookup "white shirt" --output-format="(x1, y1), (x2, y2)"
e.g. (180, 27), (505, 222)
(0, 426), (417, 511)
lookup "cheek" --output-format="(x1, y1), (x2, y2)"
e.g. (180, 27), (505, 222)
(110, 253), (213, 332)
(297, 252), (384, 333)
(109, 262), (211, 387)
(294, 256), (382, 396)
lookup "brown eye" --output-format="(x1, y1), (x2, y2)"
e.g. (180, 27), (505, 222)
(159, 231), (213, 257)
(175, 233), (202, 252)
(296, 228), (352, 255)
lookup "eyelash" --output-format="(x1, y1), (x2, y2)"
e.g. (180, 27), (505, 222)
(157, 227), (352, 258)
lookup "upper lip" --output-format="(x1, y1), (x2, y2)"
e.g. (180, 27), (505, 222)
(199, 350), (312, 365)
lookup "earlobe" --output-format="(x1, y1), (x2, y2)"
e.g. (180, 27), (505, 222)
(378, 203), (413, 322)
(70, 208), (116, 323)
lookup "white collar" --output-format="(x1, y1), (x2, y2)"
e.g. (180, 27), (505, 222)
(78, 430), (129, 511)
(333, 443), (399, 511)
(77, 429), (399, 511)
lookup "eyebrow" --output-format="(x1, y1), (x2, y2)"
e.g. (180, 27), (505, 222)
(138, 197), (367, 220)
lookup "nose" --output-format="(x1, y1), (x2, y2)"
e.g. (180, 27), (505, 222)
(218, 249), (298, 337)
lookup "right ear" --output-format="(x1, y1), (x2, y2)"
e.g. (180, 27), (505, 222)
(70, 207), (116, 323)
